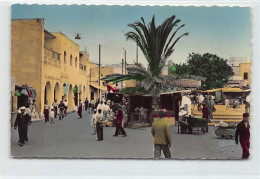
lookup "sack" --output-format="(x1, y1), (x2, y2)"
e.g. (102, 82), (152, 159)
(213, 107), (216, 112)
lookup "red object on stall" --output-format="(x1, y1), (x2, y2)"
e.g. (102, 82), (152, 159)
(107, 85), (120, 92)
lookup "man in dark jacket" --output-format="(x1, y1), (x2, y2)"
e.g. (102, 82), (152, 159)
(202, 103), (209, 133)
(14, 106), (31, 146)
(235, 113), (250, 159)
(58, 101), (65, 120)
(113, 106), (127, 137)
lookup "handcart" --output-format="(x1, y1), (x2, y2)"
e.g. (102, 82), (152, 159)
(178, 116), (208, 134)
(214, 123), (236, 139)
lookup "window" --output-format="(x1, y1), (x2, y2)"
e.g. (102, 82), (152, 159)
(70, 55), (72, 66)
(75, 57), (77, 68)
(64, 51), (66, 64)
(244, 72), (248, 80)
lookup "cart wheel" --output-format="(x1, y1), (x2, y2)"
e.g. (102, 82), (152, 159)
(220, 135), (226, 139)
(229, 135), (233, 140)
(201, 128), (206, 134)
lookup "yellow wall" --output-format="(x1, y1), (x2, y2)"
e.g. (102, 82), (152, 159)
(11, 19), (44, 112)
(240, 63), (251, 86)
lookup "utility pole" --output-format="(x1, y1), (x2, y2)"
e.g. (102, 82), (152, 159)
(99, 44), (101, 100)
(136, 42), (138, 64)
(90, 68), (91, 84)
(124, 49), (126, 74)
(121, 59), (124, 89)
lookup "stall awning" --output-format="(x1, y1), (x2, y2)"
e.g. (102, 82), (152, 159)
(204, 88), (222, 93)
(221, 87), (245, 93)
(89, 84), (107, 91)
(15, 85), (37, 98)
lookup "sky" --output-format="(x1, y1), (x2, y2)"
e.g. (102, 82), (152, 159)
(11, 5), (251, 66)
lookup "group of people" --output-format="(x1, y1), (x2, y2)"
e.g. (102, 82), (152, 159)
(12, 95), (250, 159)
(43, 99), (68, 123)
(90, 100), (127, 141)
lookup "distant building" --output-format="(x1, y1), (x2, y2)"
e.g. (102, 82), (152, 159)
(227, 58), (251, 88)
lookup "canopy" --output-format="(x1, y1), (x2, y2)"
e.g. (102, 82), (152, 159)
(89, 84), (107, 91)
(221, 87), (244, 93)
(15, 85), (37, 98)
(205, 88), (222, 93)
(202, 87), (246, 93)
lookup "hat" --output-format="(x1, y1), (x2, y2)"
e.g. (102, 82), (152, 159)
(20, 107), (26, 110)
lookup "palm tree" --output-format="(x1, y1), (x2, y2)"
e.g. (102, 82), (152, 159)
(102, 15), (205, 95)
(126, 15), (188, 77)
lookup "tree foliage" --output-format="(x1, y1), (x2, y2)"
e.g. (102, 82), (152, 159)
(169, 53), (234, 90)
(125, 15), (188, 77)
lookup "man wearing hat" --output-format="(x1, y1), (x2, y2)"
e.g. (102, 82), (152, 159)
(14, 106), (31, 146)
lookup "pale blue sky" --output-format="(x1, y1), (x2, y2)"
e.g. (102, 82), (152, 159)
(12, 5), (251, 66)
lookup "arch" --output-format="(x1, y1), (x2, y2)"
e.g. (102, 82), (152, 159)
(44, 81), (52, 105)
(54, 82), (61, 103)
(68, 84), (73, 110)
(83, 86), (86, 101)
(78, 85), (82, 102)
(73, 85), (79, 106)
(62, 83), (68, 101)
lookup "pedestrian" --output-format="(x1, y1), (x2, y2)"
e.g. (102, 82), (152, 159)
(202, 103), (209, 133)
(151, 111), (171, 159)
(78, 99), (83, 119)
(139, 106), (145, 123)
(225, 98), (229, 110)
(90, 99), (95, 114)
(14, 106), (31, 146)
(58, 100), (65, 120)
(63, 99), (68, 116)
(43, 101), (50, 123)
(50, 108), (55, 124)
(235, 113), (250, 159)
(196, 93), (204, 111)
(52, 99), (58, 118)
(96, 109), (103, 141)
(91, 109), (97, 135)
(85, 98), (89, 111)
(208, 96), (215, 119)
(103, 101), (110, 121)
(113, 106), (127, 137)
(121, 103), (127, 127)
(245, 95), (250, 113)
(97, 101), (103, 112)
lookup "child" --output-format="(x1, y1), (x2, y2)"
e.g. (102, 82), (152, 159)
(50, 108), (55, 124)
(91, 109), (97, 135)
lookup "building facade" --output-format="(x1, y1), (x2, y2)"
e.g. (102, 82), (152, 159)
(11, 18), (106, 113)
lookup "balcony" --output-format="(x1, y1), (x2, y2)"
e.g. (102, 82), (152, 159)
(79, 63), (87, 71)
(44, 47), (61, 68)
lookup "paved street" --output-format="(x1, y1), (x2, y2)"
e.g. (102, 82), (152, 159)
(11, 110), (242, 159)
